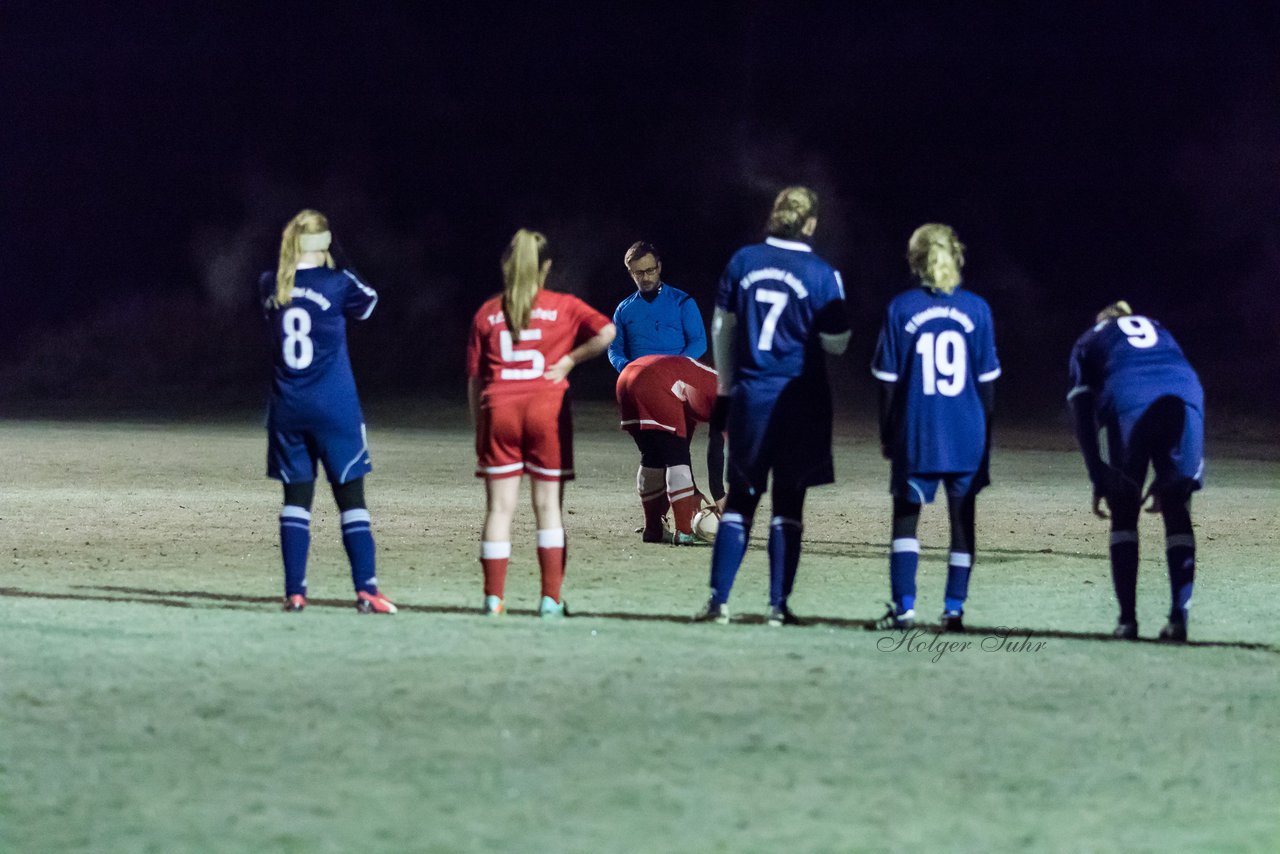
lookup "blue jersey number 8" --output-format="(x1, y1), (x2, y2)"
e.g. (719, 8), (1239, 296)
(282, 307), (314, 370)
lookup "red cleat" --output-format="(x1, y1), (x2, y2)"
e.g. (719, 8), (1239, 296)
(283, 595), (307, 612)
(355, 590), (397, 614)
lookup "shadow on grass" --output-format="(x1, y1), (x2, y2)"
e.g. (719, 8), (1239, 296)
(1, 585), (1274, 654)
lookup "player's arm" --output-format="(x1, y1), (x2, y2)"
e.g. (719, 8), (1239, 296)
(341, 270), (378, 321)
(1067, 387), (1109, 517)
(679, 295), (708, 360)
(705, 427), (726, 510)
(467, 376), (483, 426)
(606, 305), (628, 372)
(545, 323), (616, 382)
(871, 320), (900, 459)
(708, 307), (736, 432)
(816, 272), (851, 355)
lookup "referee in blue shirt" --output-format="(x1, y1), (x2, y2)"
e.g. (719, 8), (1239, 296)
(607, 241), (707, 372)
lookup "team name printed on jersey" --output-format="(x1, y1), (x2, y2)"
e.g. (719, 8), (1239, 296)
(485, 307), (559, 326)
(904, 306), (974, 333)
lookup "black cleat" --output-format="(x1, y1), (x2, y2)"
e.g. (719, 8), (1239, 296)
(1157, 620), (1187, 643)
(1113, 620), (1139, 640)
(939, 611), (965, 633)
(692, 599), (730, 625)
(871, 602), (915, 631)
(767, 604), (803, 627)
(282, 595), (306, 612)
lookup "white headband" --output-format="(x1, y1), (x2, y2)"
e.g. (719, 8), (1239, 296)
(298, 231), (332, 252)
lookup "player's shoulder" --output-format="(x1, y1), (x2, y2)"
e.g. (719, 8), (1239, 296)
(662, 283), (694, 303)
(472, 294), (504, 324)
(540, 288), (586, 310)
(954, 286), (993, 311)
(615, 289), (641, 311)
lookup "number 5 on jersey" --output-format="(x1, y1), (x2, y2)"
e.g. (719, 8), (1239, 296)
(499, 329), (545, 380)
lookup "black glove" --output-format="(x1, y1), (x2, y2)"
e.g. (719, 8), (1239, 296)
(709, 395), (731, 434)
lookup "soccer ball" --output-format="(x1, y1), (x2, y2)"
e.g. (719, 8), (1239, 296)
(692, 507), (719, 543)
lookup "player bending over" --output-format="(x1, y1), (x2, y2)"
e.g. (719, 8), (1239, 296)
(260, 209), (396, 614)
(467, 229), (615, 618)
(694, 186), (850, 626)
(871, 224), (1000, 632)
(616, 354), (725, 544)
(1068, 301), (1204, 642)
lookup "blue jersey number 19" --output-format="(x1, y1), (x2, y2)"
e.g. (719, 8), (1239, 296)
(916, 330), (966, 396)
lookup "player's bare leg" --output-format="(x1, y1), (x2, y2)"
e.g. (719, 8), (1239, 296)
(480, 476), (521, 615)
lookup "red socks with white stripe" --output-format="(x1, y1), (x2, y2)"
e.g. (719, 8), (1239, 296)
(537, 528), (566, 603)
(667, 464), (699, 535)
(638, 466), (668, 542)
(481, 541), (511, 598)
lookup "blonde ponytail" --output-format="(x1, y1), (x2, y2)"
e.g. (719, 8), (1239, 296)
(766, 186), (819, 239)
(907, 223), (965, 294)
(274, 209), (334, 307)
(500, 228), (550, 339)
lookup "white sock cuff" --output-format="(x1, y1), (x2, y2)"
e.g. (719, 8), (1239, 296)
(280, 505), (311, 521)
(481, 541), (511, 559)
(721, 512), (746, 527)
(666, 464), (695, 492)
(638, 466), (665, 496)
(1110, 530), (1138, 545)
(341, 508), (371, 525)
(1166, 534), (1195, 550)
(770, 516), (803, 529)
(537, 528), (565, 549)
(892, 538), (920, 554)
(948, 552), (973, 568)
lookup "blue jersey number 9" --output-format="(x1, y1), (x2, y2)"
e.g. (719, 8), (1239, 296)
(1117, 316), (1158, 349)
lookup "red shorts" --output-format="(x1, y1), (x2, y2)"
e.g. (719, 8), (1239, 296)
(617, 378), (694, 439)
(476, 390), (574, 481)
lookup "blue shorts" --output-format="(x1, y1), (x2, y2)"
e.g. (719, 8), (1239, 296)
(891, 470), (983, 504)
(1105, 396), (1204, 496)
(727, 377), (834, 495)
(267, 422), (371, 485)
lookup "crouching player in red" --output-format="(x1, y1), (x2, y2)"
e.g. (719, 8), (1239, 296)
(466, 229), (616, 617)
(616, 355), (726, 544)
(260, 209), (396, 614)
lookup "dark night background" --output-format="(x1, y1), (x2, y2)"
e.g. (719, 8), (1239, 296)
(2, 2), (1278, 426)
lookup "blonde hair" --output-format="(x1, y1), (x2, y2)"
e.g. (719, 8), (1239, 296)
(907, 223), (966, 293)
(500, 229), (550, 339)
(1096, 300), (1133, 323)
(274, 209), (334, 307)
(766, 186), (819, 239)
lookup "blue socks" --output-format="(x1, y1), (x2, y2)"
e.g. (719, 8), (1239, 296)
(341, 508), (378, 595)
(279, 506), (311, 597)
(1166, 533), (1195, 623)
(944, 551), (973, 614)
(709, 512), (750, 605)
(1110, 530), (1139, 623)
(890, 538), (919, 614)
(768, 517), (802, 607)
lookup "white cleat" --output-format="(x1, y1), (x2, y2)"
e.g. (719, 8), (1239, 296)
(538, 596), (568, 619)
(482, 595), (506, 616)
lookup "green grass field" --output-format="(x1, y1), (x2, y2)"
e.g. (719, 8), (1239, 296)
(2, 406), (1277, 853)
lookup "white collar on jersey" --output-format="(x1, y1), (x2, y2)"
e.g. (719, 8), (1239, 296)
(765, 236), (812, 252)
(297, 261), (323, 270)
